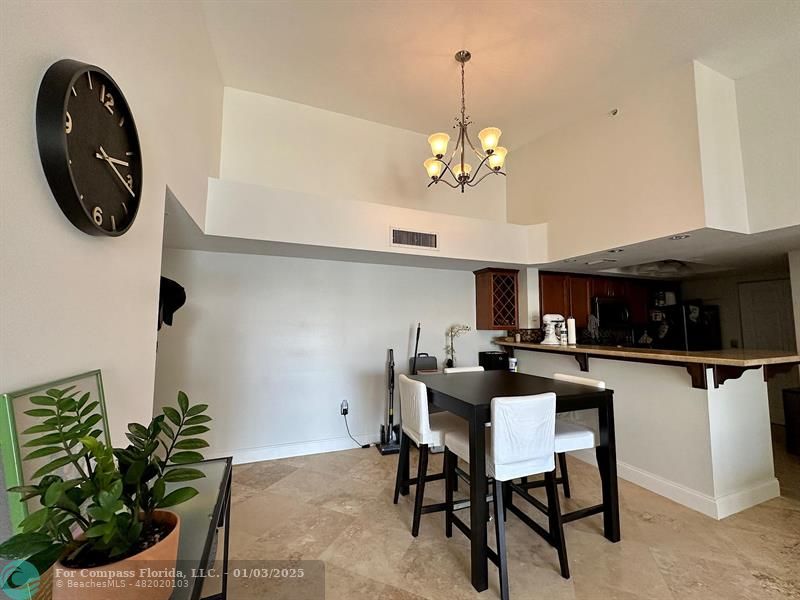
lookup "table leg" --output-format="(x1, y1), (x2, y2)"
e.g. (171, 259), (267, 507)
(220, 471), (232, 598)
(468, 412), (489, 591)
(595, 395), (620, 542)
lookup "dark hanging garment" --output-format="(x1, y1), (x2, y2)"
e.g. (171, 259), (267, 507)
(158, 276), (186, 330)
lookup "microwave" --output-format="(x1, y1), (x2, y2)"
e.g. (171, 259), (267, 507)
(592, 296), (631, 326)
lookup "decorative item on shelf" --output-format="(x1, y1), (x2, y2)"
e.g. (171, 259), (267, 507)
(0, 385), (212, 600)
(444, 324), (472, 368)
(0, 370), (111, 531)
(423, 50), (507, 193)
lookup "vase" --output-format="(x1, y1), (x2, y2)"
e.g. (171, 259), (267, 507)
(52, 510), (181, 600)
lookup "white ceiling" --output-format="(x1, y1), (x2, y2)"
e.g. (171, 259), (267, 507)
(539, 226), (800, 278)
(202, 0), (800, 148)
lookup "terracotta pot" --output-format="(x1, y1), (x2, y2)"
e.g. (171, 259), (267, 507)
(52, 510), (181, 600)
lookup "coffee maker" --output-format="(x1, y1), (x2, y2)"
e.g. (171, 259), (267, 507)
(541, 314), (565, 345)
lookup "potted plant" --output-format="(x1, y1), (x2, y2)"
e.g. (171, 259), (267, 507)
(0, 387), (211, 600)
(444, 323), (472, 368)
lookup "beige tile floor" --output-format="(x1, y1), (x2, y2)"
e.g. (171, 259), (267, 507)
(227, 431), (800, 600)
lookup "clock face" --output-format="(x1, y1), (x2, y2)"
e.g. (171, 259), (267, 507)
(37, 60), (142, 236)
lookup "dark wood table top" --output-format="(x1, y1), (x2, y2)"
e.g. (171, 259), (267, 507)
(411, 371), (611, 413)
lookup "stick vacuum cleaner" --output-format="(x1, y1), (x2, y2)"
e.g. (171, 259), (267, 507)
(377, 348), (401, 455)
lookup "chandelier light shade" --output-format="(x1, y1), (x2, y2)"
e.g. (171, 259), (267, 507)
(423, 50), (507, 193)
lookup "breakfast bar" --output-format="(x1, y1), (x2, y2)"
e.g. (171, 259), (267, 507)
(496, 341), (800, 519)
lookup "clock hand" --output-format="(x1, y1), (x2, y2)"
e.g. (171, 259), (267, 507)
(95, 152), (129, 167)
(98, 146), (135, 198)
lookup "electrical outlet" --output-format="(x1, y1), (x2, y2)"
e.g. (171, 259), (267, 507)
(340, 399), (349, 416)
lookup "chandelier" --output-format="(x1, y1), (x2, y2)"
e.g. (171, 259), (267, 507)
(423, 50), (507, 193)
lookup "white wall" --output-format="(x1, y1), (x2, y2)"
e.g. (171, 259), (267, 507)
(219, 87), (506, 222)
(736, 56), (800, 232)
(0, 0), (222, 452)
(507, 63), (707, 260)
(694, 63), (749, 233)
(204, 178), (546, 265)
(154, 249), (496, 462)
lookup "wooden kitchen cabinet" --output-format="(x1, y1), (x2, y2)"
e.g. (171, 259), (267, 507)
(474, 268), (519, 330)
(539, 272), (570, 318)
(568, 276), (592, 328)
(540, 271), (653, 327)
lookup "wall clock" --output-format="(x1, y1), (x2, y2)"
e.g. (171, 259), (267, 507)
(36, 59), (142, 236)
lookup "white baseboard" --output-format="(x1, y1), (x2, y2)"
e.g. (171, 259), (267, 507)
(568, 449), (779, 519)
(714, 478), (781, 519)
(217, 433), (382, 466)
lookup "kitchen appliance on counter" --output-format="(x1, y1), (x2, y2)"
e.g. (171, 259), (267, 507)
(479, 351), (509, 371)
(541, 314), (565, 345)
(592, 296), (631, 327)
(644, 301), (721, 351)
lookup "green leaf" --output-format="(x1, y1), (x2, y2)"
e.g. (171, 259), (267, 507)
(163, 406), (181, 426)
(23, 446), (63, 461)
(174, 438), (209, 450)
(21, 423), (56, 435)
(79, 401), (99, 417)
(25, 543), (65, 579)
(32, 455), (74, 479)
(177, 391), (189, 414)
(57, 398), (77, 412)
(84, 523), (110, 538)
(169, 451), (204, 464)
(179, 425), (209, 437)
(46, 388), (65, 398)
(23, 432), (64, 447)
(185, 403), (208, 417)
(157, 486), (198, 508)
(162, 467), (206, 483)
(44, 415), (77, 427)
(76, 392), (91, 410)
(20, 508), (49, 532)
(152, 478), (166, 503)
(24, 408), (55, 417)
(30, 395), (58, 406)
(160, 420), (175, 439)
(87, 506), (112, 522)
(128, 423), (149, 439)
(44, 482), (64, 507)
(110, 480), (123, 500)
(125, 433), (146, 449)
(184, 414), (212, 426)
(0, 532), (54, 559)
(83, 413), (103, 428)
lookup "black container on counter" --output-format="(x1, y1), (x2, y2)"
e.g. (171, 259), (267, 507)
(479, 351), (509, 371)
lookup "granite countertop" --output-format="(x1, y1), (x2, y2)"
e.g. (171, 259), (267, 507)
(494, 339), (800, 367)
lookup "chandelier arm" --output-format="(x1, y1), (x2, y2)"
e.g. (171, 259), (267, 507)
(465, 152), (492, 182)
(445, 126), (465, 167)
(429, 177), (461, 189)
(436, 157), (458, 179)
(462, 128), (486, 161)
(466, 170), (506, 187)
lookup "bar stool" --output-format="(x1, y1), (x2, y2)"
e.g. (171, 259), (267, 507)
(552, 373), (604, 498)
(443, 366), (485, 374)
(444, 393), (569, 600)
(393, 374), (466, 537)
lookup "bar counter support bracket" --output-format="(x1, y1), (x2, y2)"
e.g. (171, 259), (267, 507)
(574, 353), (589, 372)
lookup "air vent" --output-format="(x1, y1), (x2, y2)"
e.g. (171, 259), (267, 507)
(391, 228), (438, 250)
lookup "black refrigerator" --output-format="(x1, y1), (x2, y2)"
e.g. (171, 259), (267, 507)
(646, 302), (722, 351)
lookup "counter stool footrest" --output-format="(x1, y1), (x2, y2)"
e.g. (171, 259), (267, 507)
(507, 504), (555, 546)
(509, 482), (549, 516)
(562, 504), (604, 523)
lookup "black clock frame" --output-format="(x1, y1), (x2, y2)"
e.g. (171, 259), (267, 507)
(36, 59), (142, 236)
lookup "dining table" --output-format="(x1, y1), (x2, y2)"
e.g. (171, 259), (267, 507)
(409, 370), (620, 593)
